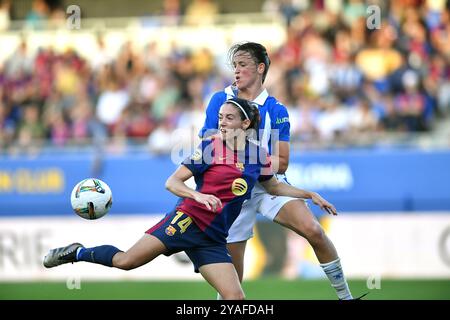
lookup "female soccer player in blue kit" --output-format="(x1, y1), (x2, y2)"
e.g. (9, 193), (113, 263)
(200, 42), (353, 300)
(43, 97), (336, 300)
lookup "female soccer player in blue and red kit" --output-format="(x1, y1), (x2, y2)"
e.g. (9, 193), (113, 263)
(43, 97), (336, 300)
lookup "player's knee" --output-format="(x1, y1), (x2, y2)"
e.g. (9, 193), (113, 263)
(235, 291), (246, 300)
(220, 288), (245, 300)
(113, 255), (136, 271)
(222, 289), (245, 300)
(288, 216), (324, 242)
(304, 221), (326, 245)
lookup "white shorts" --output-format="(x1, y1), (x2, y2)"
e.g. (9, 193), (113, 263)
(226, 174), (301, 243)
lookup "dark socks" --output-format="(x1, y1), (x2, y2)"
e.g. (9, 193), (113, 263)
(76, 245), (122, 267)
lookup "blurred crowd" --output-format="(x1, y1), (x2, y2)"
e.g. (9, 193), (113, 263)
(0, 0), (449, 155)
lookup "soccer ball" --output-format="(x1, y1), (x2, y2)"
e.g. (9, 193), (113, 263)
(70, 178), (113, 220)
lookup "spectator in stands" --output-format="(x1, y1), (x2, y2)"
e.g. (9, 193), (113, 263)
(278, 0), (302, 27)
(316, 96), (350, 143)
(70, 99), (94, 144)
(4, 41), (33, 78)
(394, 70), (428, 131)
(356, 24), (403, 93)
(148, 116), (177, 155)
(184, 0), (219, 26)
(161, 0), (183, 25)
(95, 75), (130, 133)
(288, 96), (320, 145)
(0, 0), (11, 31)
(342, 0), (366, 27)
(15, 104), (46, 154)
(380, 95), (402, 131)
(0, 100), (15, 150)
(91, 37), (113, 72)
(330, 28), (363, 99)
(46, 109), (70, 146)
(25, 0), (49, 29)
(302, 31), (332, 97)
(347, 97), (380, 141)
(430, 9), (450, 58)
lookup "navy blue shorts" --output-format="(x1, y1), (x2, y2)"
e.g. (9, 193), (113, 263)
(146, 209), (232, 272)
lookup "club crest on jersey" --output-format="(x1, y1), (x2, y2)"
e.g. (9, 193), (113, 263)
(165, 225), (176, 236)
(231, 178), (248, 196)
(235, 162), (244, 171)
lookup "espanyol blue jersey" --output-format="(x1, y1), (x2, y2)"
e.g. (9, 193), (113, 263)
(199, 86), (290, 155)
(179, 136), (273, 244)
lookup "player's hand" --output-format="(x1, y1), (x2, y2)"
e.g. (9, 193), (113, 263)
(310, 192), (337, 215)
(193, 192), (223, 212)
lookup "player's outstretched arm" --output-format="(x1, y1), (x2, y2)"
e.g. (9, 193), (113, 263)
(259, 176), (337, 215)
(165, 166), (222, 212)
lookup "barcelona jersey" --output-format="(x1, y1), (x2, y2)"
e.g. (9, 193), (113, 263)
(178, 136), (273, 244)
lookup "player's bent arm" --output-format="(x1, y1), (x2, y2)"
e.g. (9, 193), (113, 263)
(165, 166), (196, 198)
(259, 176), (337, 215)
(271, 141), (290, 174)
(165, 166), (222, 212)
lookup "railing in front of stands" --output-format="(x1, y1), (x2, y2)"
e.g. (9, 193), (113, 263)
(6, 12), (284, 31)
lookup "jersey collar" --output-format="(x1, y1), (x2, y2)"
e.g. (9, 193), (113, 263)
(224, 86), (269, 106)
(253, 89), (269, 105)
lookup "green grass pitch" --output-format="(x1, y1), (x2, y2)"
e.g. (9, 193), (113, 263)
(1, 278), (449, 300)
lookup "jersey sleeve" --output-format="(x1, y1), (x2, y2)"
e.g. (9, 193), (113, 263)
(271, 101), (290, 142)
(258, 147), (274, 182)
(198, 92), (227, 138)
(182, 139), (213, 175)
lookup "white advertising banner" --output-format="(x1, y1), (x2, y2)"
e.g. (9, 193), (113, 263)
(326, 213), (450, 278)
(1, 213), (449, 281)
(0, 215), (204, 281)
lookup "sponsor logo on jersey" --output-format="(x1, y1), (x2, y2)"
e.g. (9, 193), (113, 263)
(276, 117), (289, 125)
(231, 178), (248, 196)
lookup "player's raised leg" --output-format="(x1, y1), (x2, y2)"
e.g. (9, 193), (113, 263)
(199, 263), (245, 300)
(274, 199), (353, 300)
(43, 234), (167, 270)
(111, 234), (167, 270)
